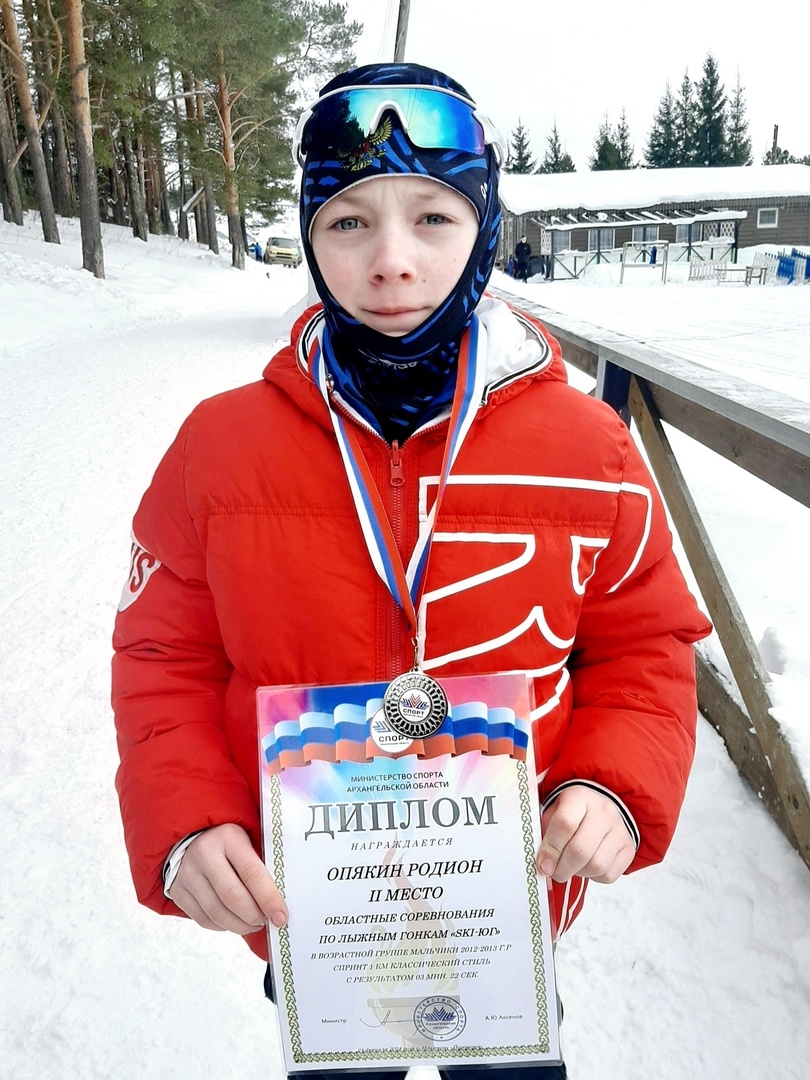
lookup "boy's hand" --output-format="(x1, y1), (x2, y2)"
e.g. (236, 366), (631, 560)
(167, 823), (288, 936)
(536, 786), (635, 884)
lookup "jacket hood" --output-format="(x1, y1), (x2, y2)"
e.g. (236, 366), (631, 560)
(263, 295), (568, 433)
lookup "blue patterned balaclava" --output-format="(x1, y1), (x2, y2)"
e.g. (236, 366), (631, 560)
(298, 63), (502, 440)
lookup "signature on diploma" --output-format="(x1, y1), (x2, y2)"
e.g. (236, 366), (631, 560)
(360, 1009), (416, 1035)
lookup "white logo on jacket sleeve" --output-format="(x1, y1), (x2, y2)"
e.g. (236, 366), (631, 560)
(118, 537), (162, 611)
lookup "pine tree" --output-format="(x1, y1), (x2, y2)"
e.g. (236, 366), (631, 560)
(726, 72), (752, 166)
(167, 0), (358, 267)
(589, 114), (621, 171)
(1, 0), (60, 242)
(615, 108), (635, 168)
(0, 0), (358, 266)
(0, 27), (24, 224)
(645, 82), (679, 168)
(505, 119), (536, 173)
(694, 52), (728, 166)
(64, 0), (105, 277)
(674, 70), (698, 166)
(538, 122), (575, 173)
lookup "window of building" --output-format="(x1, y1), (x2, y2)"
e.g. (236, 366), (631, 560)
(757, 207), (779, 229)
(551, 230), (572, 253)
(588, 228), (615, 251)
(675, 223), (697, 243)
(631, 225), (659, 243)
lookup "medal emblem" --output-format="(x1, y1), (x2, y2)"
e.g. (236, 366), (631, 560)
(383, 672), (448, 739)
(369, 707), (413, 753)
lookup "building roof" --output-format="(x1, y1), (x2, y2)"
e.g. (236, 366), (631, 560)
(498, 164), (810, 215)
(541, 207), (747, 232)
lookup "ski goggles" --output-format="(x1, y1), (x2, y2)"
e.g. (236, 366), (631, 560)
(293, 84), (505, 168)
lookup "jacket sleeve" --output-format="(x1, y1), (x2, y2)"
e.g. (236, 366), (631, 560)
(111, 415), (259, 916)
(542, 422), (712, 872)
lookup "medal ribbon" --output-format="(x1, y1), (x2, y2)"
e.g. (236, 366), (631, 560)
(310, 314), (487, 653)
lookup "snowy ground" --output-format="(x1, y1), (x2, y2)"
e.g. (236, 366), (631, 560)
(1, 216), (809, 1079)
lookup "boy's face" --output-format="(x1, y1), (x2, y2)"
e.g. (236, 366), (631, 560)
(310, 176), (478, 337)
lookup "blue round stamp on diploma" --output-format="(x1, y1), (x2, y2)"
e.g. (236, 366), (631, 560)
(413, 996), (467, 1041)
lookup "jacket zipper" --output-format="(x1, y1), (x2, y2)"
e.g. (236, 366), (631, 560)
(389, 440), (406, 678)
(326, 383), (448, 678)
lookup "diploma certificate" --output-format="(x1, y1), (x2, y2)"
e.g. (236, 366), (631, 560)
(257, 672), (561, 1072)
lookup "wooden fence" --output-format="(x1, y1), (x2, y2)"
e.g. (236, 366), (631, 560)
(492, 287), (810, 871)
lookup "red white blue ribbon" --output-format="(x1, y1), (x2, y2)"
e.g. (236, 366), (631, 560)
(310, 314), (487, 648)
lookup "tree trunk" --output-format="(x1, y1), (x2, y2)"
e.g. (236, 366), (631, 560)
(64, 0), (104, 277)
(169, 68), (188, 240)
(122, 128), (147, 241)
(135, 135), (156, 235)
(195, 80), (218, 254)
(157, 153), (174, 236)
(147, 75), (173, 236)
(216, 47), (243, 269)
(1, 0), (59, 242)
(0, 155), (9, 219)
(203, 169), (218, 253)
(182, 71), (206, 244)
(0, 56), (24, 224)
(109, 163), (127, 225)
(144, 136), (159, 234)
(48, 100), (74, 216)
(23, 0), (71, 213)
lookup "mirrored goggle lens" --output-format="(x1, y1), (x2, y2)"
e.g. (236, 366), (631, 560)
(298, 86), (487, 164)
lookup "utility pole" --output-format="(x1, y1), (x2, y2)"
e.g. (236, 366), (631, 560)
(394, 0), (411, 62)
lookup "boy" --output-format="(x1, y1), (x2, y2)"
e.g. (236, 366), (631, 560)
(113, 63), (711, 1078)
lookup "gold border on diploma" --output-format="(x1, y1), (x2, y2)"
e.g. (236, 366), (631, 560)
(258, 673), (562, 1072)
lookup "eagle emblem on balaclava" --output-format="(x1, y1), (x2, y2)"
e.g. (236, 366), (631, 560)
(338, 117), (393, 171)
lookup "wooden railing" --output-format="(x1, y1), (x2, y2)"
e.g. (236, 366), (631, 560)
(492, 287), (810, 871)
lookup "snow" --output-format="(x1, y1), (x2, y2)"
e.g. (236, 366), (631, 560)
(498, 162), (810, 215)
(2, 215), (810, 1079)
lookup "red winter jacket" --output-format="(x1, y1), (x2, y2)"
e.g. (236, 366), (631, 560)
(112, 298), (711, 959)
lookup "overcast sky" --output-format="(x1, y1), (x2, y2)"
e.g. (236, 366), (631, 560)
(339, 0), (806, 171)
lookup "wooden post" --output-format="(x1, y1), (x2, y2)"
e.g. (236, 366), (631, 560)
(394, 0), (411, 61)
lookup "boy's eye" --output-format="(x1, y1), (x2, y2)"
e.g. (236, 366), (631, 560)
(423, 213), (448, 225)
(334, 217), (361, 231)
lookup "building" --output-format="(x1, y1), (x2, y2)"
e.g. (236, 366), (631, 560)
(498, 164), (810, 278)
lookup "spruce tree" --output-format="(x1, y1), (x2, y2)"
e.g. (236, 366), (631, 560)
(726, 72), (753, 165)
(674, 70), (698, 166)
(694, 52), (728, 166)
(538, 122), (576, 173)
(589, 114), (621, 171)
(615, 108), (635, 168)
(505, 119), (536, 173)
(645, 82), (679, 168)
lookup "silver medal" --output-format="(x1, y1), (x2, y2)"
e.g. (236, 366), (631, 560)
(382, 671), (448, 739)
